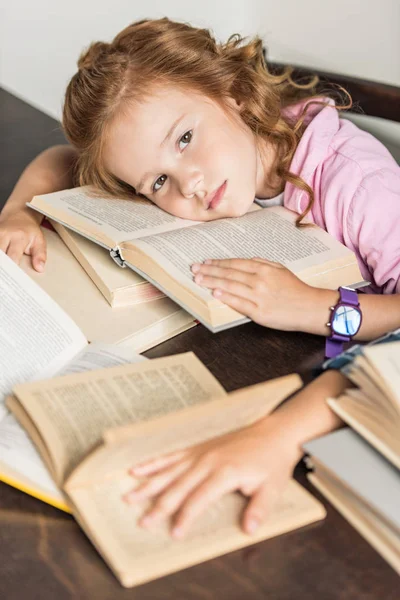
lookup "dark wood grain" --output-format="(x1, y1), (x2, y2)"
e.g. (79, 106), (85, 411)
(1, 85), (399, 598)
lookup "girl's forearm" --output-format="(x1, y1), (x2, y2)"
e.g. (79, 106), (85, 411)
(265, 370), (349, 460)
(1, 145), (77, 219)
(302, 287), (400, 341)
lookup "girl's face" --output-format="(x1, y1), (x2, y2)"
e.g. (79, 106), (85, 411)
(103, 86), (268, 221)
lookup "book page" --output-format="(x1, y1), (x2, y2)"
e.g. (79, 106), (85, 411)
(0, 343), (143, 508)
(363, 342), (400, 411)
(127, 206), (358, 302)
(308, 472), (400, 575)
(21, 228), (191, 348)
(52, 222), (164, 307)
(0, 251), (87, 420)
(0, 412), (64, 506)
(30, 186), (201, 246)
(66, 374), (301, 488)
(57, 342), (146, 376)
(70, 476), (324, 587)
(12, 353), (225, 484)
(344, 362), (400, 422)
(304, 428), (400, 532)
(328, 394), (400, 469)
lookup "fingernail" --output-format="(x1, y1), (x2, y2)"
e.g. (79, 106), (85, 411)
(213, 289), (222, 298)
(204, 259), (212, 264)
(194, 274), (203, 284)
(36, 261), (45, 272)
(246, 518), (259, 534)
(191, 263), (201, 273)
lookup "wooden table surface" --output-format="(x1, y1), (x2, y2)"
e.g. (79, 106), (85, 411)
(0, 87), (398, 599)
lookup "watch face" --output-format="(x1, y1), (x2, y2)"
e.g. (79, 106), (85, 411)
(332, 305), (362, 336)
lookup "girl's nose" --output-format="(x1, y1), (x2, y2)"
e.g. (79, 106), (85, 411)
(180, 171), (204, 199)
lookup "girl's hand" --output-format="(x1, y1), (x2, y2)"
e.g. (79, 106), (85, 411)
(123, 415), (301, 538)
(191, 258), (326, 333)
(0, 209), (46, 271)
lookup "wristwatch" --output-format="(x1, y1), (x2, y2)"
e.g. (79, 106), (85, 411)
(325, 287), (362, 358)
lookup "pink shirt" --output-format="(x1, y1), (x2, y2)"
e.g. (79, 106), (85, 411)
(283, 100), (400, 294)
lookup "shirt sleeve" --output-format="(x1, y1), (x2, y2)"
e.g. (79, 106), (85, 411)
(347, 168), (400, 294)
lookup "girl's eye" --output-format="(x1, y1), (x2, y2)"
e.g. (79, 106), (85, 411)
(151, 130), (192, 193)
(178, 130), (193, 151)
(153, 174), (167, 193)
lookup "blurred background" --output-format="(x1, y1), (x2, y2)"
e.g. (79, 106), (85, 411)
(1, 0), (399, 121)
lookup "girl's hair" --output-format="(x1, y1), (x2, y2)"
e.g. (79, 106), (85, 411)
(63, 17), (351, 224)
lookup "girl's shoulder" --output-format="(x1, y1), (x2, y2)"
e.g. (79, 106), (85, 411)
(329, 116), (400, 180)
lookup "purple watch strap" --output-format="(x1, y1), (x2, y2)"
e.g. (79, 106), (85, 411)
(326, 336), (347, 358)
(325, 287), (361, 358)
(340, 287), (359, 306)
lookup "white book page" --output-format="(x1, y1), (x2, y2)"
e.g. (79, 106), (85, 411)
(0, 252), (87, 419)
(56, 342), (146, 376)
(130, 207), (351, 299)
(0, 344), (146, 502)
(31, 187), (201, 244)
(0, 412), (61, 498)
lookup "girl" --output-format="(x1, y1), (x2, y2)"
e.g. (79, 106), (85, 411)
(0, 16), (398, 538)
(1, 18), (399, 344)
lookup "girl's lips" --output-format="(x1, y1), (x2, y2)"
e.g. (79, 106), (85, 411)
(207, 180), (227, 210)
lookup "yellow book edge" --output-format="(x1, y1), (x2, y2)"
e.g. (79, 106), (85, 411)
(0, 471), (71, 514)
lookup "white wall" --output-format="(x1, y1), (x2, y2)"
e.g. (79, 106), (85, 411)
(1, 0), (399, 121)
(258, 0), (400, 86)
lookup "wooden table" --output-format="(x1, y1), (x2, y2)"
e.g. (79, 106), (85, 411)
(0, 88), (398, 599)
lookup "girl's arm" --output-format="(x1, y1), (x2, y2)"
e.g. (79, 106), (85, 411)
(191, 259), (400, 341)
(0, 145), (78, 271)
(299, 287), (400, 341)
(124, 369), (349, 537)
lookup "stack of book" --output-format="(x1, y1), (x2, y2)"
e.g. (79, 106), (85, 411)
(21, 222), (196, 352)
(304, 340), (400, 574)
(27, 185), (365, 332)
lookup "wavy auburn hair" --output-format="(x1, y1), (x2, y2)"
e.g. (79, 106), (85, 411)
(63, 17), (351, 224)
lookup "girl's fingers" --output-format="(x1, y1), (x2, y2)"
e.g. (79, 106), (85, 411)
(130, 449), (187, 477)
(195, 276), (255, 300)
(242, 483), (272, 534)
(29, 235), (47, 272)
(193, 258), (259, 274)
(138, 463), (210, 528)
(171, 470), (237, 538)
(211, 290), (257, 317)
(0, 235), (10, 254)
(7, 238), (29, 264)
(124, 459), (192, 504)
(252, 257), (282, 268)
(192, 264), (254, 285)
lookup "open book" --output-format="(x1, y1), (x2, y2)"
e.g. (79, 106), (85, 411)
(8, 353), (325, 587)
(0, 246), (148, 510)
(327, 341), (400, 470)
(28, 186), (364, 332)
(52, 221), (165, 307)
(305, 428), (400, 575)
(20, 226), (195, 352)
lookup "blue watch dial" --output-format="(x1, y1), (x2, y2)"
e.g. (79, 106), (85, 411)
(332, 305), (362, 336)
